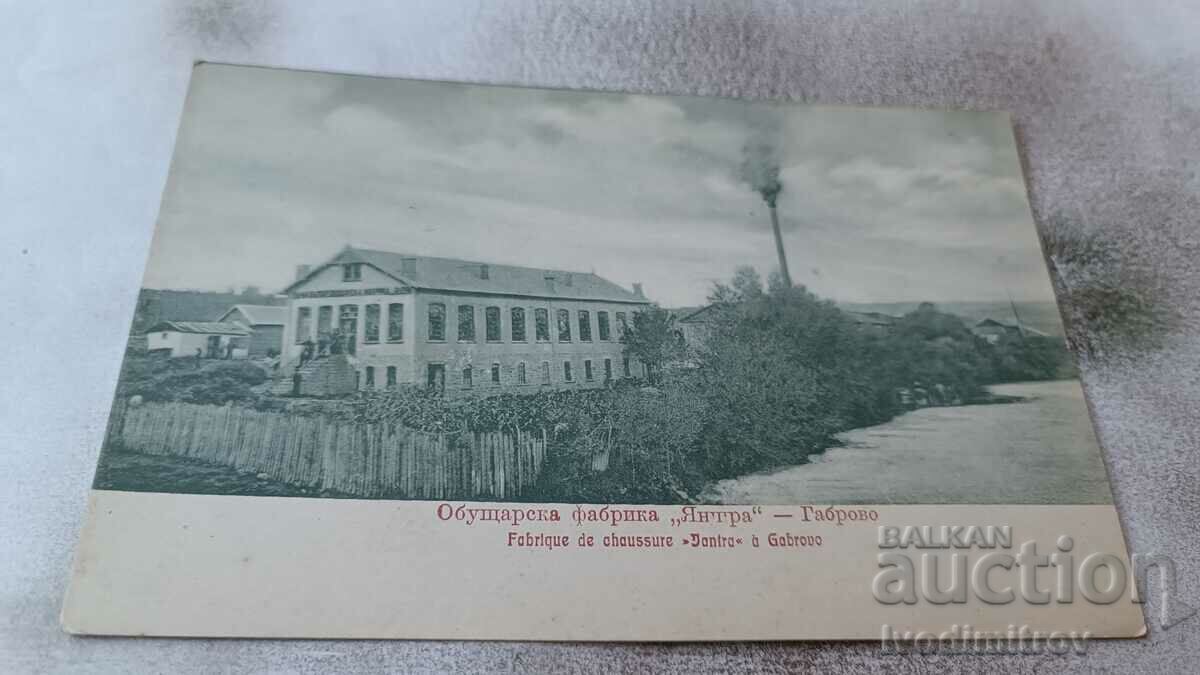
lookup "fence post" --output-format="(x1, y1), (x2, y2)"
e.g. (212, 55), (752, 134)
(104, 398), (127, 450)
(104, 401), (552, 500)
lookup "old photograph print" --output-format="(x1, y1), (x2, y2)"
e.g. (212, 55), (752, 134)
(96, 63), (1113, 506)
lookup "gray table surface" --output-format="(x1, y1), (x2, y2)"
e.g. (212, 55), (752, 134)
(2, 1), (1198, 672)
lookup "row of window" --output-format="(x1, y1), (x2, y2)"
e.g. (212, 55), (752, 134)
(362, 365), (401, 388)
(358, 357), (635, 390)
(295, 303), (404, 345)
(426, 304), (628, 344)
(296, 302), (632, 345)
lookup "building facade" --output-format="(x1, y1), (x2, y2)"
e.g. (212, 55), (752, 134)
(218, 304), (286, 357)
(675, 305), (716, 348)
(145, 321), (251, 358)
(279, 247), (651, 394)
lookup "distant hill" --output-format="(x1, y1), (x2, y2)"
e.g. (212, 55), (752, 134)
(837, 300), (1065, 337)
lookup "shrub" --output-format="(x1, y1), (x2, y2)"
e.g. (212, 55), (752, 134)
(115, 356), (269, 406)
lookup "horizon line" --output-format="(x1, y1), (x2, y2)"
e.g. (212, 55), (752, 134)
(136, 284), (1058, 307)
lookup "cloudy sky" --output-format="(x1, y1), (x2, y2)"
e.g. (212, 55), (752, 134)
(145, 63), (1055, 307)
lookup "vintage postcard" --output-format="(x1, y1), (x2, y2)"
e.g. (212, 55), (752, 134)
(63, 63), (1144, 642)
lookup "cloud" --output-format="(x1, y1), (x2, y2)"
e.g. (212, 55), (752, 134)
(145, 64), (1053, 307)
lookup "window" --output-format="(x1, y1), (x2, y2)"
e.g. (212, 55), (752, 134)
(563, 360), (574, 382)
(534, 308), (550, 341)
(511, 307), (526, 342)
(604, 358), (612, 381)
(387, 303), (403, 341)
(462, 367), (473, 388)
(598, 311), (611, 341)
(364, 304), (380, 343)
(584, 359), (594, 381)
(485, 306), (501, 342)
(616, 312), (628, 339)
(427, 364), (445, 392)
(386, 366), (397, 388)
(541, 361), (551, 384)
(295, 307), (312, 344)
(427, 303), (445, 341)
(365, 366), (376, 388)
(623, 357), (631, 377)
(556, 309), (571, 342)
(458, 305), (475, 341)
(517, 362), (527, 384)
(317, 305), (333, 337)
(342, 263), (362, 281)
(578, 310), (592, 342)
(491, 363), (501, 384)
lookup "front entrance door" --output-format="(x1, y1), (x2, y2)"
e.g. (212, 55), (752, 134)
(205, 335), (221, 358)
(339, 305), (358, 355)
(426, 364), (446, 394)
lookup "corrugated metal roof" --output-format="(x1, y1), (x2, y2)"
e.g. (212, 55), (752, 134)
(284, 246), (650, 304)
(147, 321), (251, 336)
(220, 304), (287, 326)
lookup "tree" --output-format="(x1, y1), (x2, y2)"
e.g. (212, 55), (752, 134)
(692, 282), (879, 475)
(766, 268), (789, 293)
(621, 305), (683, 385)
(709, 265), (764, 305)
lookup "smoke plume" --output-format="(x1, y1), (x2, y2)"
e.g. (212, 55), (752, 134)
(739, 141), (783, 207)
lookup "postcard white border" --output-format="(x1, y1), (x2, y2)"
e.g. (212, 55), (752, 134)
(62, 491), (1145, 641)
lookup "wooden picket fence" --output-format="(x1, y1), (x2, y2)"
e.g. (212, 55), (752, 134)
(109, 401), (547, 500)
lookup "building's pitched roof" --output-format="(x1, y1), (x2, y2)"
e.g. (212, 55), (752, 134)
(845, 310), (898, 327)
(147, 321), (251, 336)
(220, 304), (287, 326)
(973, 317), (1049, 337)
(285, 246), (650, 304)
(677, 305), (719, 323)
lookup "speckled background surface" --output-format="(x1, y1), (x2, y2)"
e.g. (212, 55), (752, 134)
(2, 1), (1198, 672)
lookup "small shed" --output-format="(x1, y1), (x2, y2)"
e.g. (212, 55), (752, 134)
(675, 305), (718, 347)
(218, 304), (286, 357)
(145, 321), (251, 358)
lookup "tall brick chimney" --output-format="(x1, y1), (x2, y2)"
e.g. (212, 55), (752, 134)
(632, 282), (644, 298)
